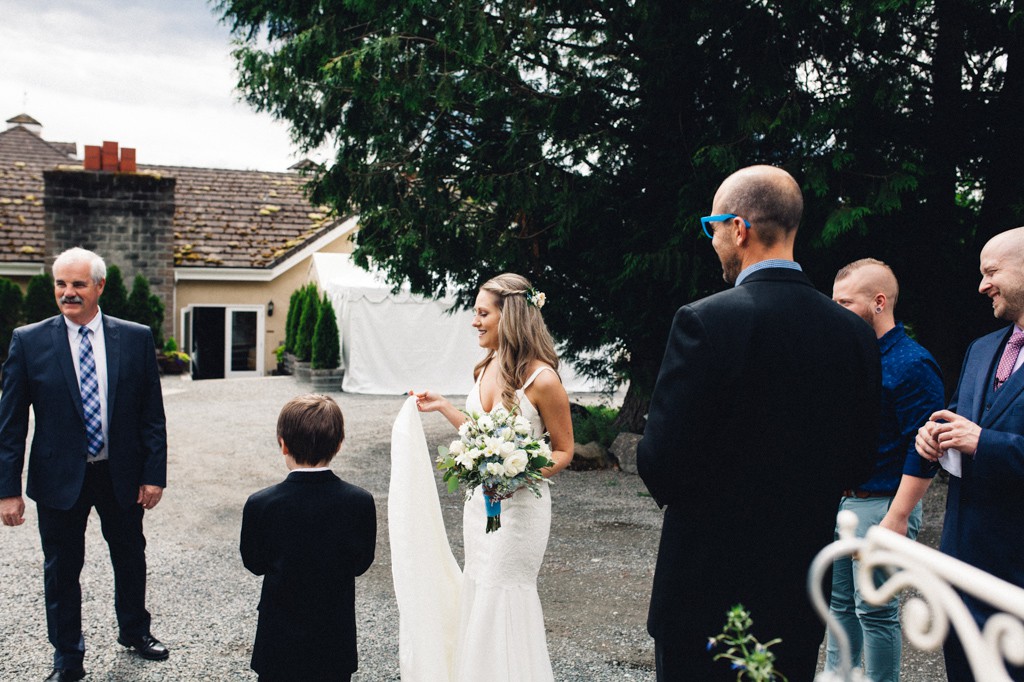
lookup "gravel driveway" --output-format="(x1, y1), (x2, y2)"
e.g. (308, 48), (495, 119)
(0, 375), (948, 680)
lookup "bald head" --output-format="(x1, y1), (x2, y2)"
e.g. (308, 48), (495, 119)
(979, 226), (1024, 326)
(713, 165), (803, 246)
(982, 226), (1024, 265)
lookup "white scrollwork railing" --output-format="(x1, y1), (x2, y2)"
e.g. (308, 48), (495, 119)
(808, 510), (1024, 682)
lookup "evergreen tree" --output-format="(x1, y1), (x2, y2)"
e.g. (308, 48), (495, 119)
(0, 277), (24, 363)
(294, 284), (319, 362)
(102, 265), (130, 319)
(284, 286), (303, 354)
(311, 293), (341, 370)
(223, 0), (1024, 418)
(22, 273), (55, 323)
(128, 274), (164, 348)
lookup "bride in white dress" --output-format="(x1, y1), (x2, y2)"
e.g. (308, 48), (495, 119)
(408, 273), (574, 681)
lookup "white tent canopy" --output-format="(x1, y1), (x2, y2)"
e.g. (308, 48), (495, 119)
(312, 253), (602, 395)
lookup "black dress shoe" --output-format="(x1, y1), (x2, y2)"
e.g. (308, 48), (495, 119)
(44, 668), (85, 682)
(117, 633), (170, 660)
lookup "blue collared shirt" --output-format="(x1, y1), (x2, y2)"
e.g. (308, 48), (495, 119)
(860, 322), (945, 492)
(734, 259), (802, 286)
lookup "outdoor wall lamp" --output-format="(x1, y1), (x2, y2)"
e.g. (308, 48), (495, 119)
(267, 300), (274, 316)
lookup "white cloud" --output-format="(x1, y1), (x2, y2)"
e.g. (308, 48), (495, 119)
(0, 0), (307, 171)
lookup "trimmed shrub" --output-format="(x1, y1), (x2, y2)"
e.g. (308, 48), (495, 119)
(0, 277), (24, 362)
(127, 274), (164, 348)
(22, 273), (55, 323)
(284, 286), (303, 353)
(294, 284), (319, 362)
(311, 294), (340, 370)
(102, 265), (130, 319)
(571, 405), (620, 448)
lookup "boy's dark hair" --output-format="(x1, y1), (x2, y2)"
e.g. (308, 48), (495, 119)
(277, 394), (345, 465)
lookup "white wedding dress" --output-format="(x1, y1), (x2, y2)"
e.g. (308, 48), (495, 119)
(389, 367), (555, 682)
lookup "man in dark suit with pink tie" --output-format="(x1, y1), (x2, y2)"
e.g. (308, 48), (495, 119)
(916, 227), (1024, 681)
(0, 247), (168, 682)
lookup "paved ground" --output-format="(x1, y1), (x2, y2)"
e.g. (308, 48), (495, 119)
(0, 375), (949, 680)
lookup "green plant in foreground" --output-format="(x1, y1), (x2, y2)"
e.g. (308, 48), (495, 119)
(708, 604), (787, 681)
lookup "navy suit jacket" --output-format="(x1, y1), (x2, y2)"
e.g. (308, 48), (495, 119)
(0, 314), (167, 510)
(940, 326), (1024, 592)
(241, 469), (376, 678)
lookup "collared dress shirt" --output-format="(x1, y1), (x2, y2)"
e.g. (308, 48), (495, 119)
(859, 322), (944, 493)
(734, 259), (803, 286)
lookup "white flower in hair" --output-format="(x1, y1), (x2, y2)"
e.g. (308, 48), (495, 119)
(527, 288), (546, 309)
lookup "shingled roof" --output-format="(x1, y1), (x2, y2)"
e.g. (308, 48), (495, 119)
(0, 120), (346, 270)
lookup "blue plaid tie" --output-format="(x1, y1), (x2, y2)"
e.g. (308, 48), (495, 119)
(79, 326), (104, 456)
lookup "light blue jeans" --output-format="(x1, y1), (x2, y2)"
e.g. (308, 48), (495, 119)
(824, 496), (923, 682)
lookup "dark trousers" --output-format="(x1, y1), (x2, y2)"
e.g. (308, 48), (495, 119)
(36, 461), (150, 669)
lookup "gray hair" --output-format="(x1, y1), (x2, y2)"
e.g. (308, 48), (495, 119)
(52, 247), (106, 284)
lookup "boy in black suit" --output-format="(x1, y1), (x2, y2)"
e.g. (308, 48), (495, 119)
(241, 394), (376, 682)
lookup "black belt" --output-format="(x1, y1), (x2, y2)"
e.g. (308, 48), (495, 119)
(842, 489), (896, 499)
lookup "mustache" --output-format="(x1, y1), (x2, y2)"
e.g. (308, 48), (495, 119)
(60, 296), (84, 305)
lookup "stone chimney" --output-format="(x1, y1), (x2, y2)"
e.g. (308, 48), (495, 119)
(43, 144), (175, 340)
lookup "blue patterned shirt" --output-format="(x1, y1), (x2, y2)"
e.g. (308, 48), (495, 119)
(859, 322), (945, 492)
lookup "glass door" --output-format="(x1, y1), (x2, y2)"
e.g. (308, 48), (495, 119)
(225, 307), (264, 378)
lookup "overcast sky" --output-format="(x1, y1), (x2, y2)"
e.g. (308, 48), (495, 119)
(0, 0), (305, 171)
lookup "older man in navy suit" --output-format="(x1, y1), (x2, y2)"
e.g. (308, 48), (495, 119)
(917, 227), (1024, 681)
(0, 248), (169, 682)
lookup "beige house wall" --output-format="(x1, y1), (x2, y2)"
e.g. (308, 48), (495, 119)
(173, 229), (354, 375)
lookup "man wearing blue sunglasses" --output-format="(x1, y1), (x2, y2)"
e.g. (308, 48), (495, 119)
(639, 165), (881, 681)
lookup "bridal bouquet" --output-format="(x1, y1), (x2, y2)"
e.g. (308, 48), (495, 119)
(436, 407), (554, 533)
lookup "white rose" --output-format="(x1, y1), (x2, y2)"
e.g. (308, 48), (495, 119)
(492, 407), (509, 423)
(513, 416), (531, 435)
(477, 415), (495, 433)
(499, 441), (516, 458)
(454, 451), (477, 469)
(466, 448), (483, 462)
(486, 461), (506, 477)
(503, 449), (529, 476)
(484, 436), (503, 455)
(458, 421), (472, 439)
(449, 440), (466, 455)
(502, 428), (515, 442)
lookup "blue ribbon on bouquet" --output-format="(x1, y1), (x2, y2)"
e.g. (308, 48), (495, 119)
(484, 491), (502, 533)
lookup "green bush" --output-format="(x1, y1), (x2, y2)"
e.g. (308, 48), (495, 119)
(102, 265), (130, 319)
(22, 273), (55, 323)
(127, 274), (164, 348)
(294, 284), (319, 362)
(284, 287), (303, 353)
(0, 277), (24, 362)
(311, 294), (340, 370)
(571, 405), (620, 448)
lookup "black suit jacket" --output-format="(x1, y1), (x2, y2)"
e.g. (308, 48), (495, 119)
(0, 314), (167, 509)
(241, 469), (376, 678)
(637, 268), (880, 676)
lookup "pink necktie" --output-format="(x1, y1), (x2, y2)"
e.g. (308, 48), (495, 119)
(995, 329), (1024, 390)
